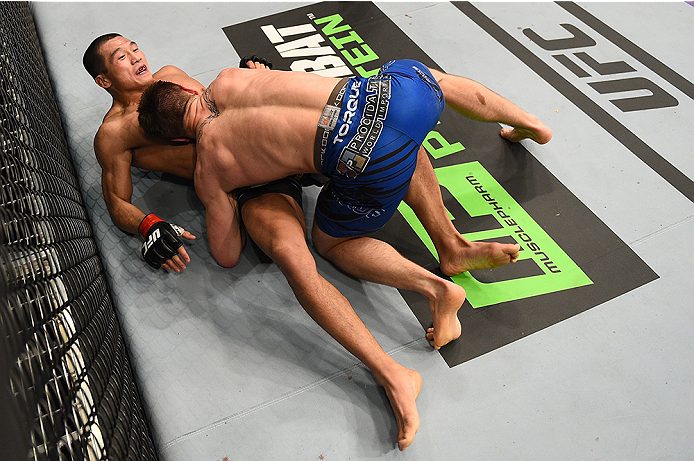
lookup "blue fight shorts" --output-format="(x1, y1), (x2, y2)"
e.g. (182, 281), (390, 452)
(313, 59), (445, 238)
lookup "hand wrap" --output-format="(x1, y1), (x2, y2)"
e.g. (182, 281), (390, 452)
(139, 214), (184, 269)
(239, 55), (273, 69)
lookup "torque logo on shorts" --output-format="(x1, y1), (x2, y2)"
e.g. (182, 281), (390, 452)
(333, 81), (362, 144)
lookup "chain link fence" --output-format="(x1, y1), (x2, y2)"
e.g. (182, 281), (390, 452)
(1, 3), (158, 459)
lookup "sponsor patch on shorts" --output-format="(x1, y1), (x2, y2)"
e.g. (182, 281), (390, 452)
(318, 104), (340, 130)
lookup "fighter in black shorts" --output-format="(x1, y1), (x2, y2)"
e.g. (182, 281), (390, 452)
(235, 173), (327, 239)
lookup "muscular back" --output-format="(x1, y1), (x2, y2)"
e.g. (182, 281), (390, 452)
(194, 68), (338, 193)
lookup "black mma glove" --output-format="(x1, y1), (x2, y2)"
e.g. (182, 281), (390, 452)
(139, 214), (184, 269)
(239, 55), (273, 69)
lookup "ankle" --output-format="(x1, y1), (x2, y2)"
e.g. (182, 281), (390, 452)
(372, 362), (410, 389)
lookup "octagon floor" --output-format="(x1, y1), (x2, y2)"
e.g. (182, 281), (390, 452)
(32, 2), (694, 460)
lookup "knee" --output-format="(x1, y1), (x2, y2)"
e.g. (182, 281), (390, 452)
(267, 239), (315, 276)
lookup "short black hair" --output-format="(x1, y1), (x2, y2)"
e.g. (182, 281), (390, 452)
(83, 33), (122, 79)
(138, 80), (190, 139)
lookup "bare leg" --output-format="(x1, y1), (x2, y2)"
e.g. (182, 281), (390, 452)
(242, 193), (421, 450)
(429, 68), (553, 144)
(312, 224), (465, 353)
(403, 70), (553, 276)
(404, 146), (521, 276)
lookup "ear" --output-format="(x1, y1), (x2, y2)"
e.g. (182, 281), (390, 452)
(180, 85), (199, 95)
(95, 74), (111, 90)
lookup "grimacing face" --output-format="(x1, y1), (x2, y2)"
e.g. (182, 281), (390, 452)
(97, 36), (153, 91)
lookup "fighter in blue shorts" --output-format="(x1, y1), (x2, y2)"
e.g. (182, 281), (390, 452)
(313, 60), (445, 238)
(139, 57), (554, 450)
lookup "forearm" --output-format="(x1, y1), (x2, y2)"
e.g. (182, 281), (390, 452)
(107, 198), (147, 235)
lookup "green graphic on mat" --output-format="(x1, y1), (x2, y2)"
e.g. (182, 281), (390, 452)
(398, 161), (593, 307)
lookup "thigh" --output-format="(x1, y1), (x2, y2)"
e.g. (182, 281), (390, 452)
(241, 192), (307, 253)
(311, 218), (356, 258)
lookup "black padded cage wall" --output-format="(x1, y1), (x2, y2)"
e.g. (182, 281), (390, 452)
(0, 3), (158, 460)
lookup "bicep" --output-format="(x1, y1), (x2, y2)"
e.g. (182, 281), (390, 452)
(94, 132), (146, 233)
(95, 134), (134, 206)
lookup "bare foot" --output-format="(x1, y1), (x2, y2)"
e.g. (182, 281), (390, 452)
(377, 367), (423, 451)
(499, 115), (553, 145)
(440, 240), (520, 277)
(426, 281), (466, 350)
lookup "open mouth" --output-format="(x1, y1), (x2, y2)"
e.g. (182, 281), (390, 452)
(135, 65), (147, 75)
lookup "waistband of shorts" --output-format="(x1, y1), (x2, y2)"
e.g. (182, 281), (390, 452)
(314, 77), (351, 172)
(235, 176), (303, 210)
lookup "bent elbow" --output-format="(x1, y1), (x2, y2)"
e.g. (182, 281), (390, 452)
(213, 251), (240, 269)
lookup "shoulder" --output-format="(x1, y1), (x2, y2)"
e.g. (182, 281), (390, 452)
(217, 67), (239, 79)
(195, 118), (219, 152)
(94, 117), (121, 151)
(211, 67), (243, 90)
(153, 65), (188, 80)
(155, 65), (206, 93)
(193, 144), (221, 201)
(206, 68), (248, 107)
(93, 114), (136, 164)
(194, 124), (226, 178)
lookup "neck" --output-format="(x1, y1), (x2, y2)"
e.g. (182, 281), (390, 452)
(111, 84), (149, 108)
(186, 95), (212, 139)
